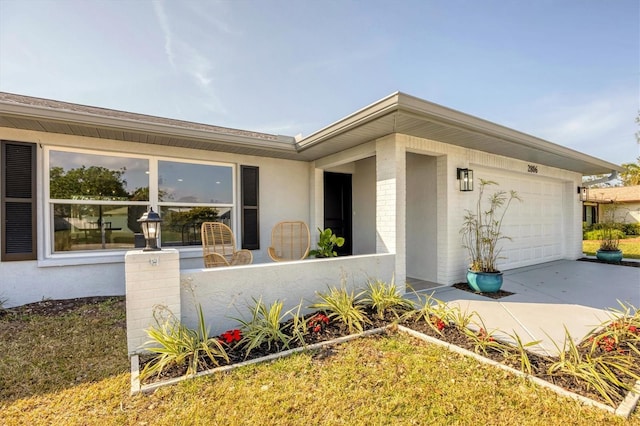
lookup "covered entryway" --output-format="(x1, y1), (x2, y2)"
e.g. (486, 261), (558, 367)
(406, 153), (439, 283)
(323, 172), (353, 256)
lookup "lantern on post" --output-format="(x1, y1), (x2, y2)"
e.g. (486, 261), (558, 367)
(137, 208), (162, 251)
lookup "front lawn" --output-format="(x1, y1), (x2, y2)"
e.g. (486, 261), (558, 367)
(583, 237), (640, 259)
(0, 297), (637, 425)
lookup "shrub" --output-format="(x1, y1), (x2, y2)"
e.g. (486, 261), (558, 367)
(310, 286), (369, 334)
(402, 293), (475, 336)
(622, 223), (640, 236)
(235, 298), (305, 357)
(361, 278), (414, 320)
(584, 229), (625, 241)
(141, 304), (228, 379)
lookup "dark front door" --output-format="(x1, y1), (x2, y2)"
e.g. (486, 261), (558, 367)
(323, 172), (352, 256)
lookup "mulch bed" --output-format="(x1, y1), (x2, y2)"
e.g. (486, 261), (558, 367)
(3, 291), (638, 408)
(451, 283), (515, 299)
(0, 296), (125, 319)
(578, 257), (640, 268)
(138, 306), (638, 408)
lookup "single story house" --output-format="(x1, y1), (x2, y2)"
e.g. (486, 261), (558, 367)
(0, 92), (621, 308)
(582, 185), (640, 226)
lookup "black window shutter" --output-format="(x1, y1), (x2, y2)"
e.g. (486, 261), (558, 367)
(240, 165), (259, 250)
(2, 141), (37, 261)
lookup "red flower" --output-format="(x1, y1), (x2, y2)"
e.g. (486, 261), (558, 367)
(219, 329), (242, 344)
(308, 314), (330, 333)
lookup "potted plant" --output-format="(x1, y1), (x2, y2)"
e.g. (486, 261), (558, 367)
(309, 228), (345, 258)
(460, 179), (522, 292)
(595, 201), (623, 263)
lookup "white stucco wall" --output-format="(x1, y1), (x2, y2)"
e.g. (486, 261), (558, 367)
(179, 254), (395, 336)
(0, 127), (310, 308)
(352, 157), (376, 255)
(2, 124), (587, 307)
(401, 134), (584, 285)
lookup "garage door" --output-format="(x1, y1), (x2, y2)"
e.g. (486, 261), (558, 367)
(474, 168), (566, 270)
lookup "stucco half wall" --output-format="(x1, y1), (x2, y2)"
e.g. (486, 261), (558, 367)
(125, 251), (395, 354)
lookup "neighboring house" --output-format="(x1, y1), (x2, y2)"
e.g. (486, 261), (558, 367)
(0, 92), (621, 307)
(583, 185), (640, 225)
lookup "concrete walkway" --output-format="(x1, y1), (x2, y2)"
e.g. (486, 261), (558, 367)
(424, 260), (640, 356)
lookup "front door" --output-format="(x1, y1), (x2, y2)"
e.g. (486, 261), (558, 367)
(323, 172), (352, 256)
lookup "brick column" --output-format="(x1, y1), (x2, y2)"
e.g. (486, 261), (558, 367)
(376, 135), (406, 286)
(125, 249), (180, 355)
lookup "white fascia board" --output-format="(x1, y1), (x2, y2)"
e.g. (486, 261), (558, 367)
(396, 92), (622, 173)
(295, 92), (401, 151)
(0, 101), (297, 154)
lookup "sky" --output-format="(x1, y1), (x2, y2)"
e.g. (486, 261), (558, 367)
(1, 0), (638, 167)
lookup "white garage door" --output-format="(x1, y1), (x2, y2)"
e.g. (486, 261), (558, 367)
(475, 168), (566, 271)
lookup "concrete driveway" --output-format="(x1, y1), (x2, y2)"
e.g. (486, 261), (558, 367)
(428, 260), (640, 356)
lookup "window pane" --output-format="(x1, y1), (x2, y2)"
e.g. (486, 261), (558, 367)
(158, 161), (232, 204)
(160, 206), (231, 247)
(50, 151), (149, 201)
(53, 203), (147, 251)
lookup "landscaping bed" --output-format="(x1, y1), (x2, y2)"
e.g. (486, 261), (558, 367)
(134, 283), (640, 417)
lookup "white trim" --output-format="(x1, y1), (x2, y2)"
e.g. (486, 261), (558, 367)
(42, 146), (239, 259)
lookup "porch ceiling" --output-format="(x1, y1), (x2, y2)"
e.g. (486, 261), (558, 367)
(0, 91), (620, 175)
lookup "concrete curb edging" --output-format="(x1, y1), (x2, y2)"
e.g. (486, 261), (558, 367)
(130, 326), (390, 395)
(397, 325), (640, 419)
(130, 324), (638, 418)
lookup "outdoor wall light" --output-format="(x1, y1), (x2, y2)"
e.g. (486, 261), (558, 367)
(457, 168), (474, 191)
(137, 207), (162, 251)
(578, 186), (589, 202)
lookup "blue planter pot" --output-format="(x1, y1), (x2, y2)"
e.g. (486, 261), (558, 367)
(466, 269), (503, 293)
(596, 250), (623, 263)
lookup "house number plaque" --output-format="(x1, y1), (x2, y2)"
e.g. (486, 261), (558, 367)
(527, 165), (538, 173)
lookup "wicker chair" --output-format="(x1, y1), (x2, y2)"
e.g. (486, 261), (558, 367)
(201, 222), (253, 268)
(268, 221), (311, 262)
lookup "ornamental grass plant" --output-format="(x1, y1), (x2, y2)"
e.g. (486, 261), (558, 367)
(234, 297), (306, 357)
(361, 278), (414, 320)
(310, 285), (369, 334)
(141, 304), (228, 379)
(461, 179), (522, 272)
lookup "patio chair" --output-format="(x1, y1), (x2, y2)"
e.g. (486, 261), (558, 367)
(201, 222), (253, 267)
(268, 221), (311, 262)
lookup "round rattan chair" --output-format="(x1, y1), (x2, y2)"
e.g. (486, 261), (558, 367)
(267, 221), (310, 262)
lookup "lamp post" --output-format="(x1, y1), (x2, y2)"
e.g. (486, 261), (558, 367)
(137, 208), (162, 251)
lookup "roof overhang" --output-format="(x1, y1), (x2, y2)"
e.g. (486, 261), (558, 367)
(0, 92), (621, 175)
(297, 92), (621, 175)
(0, 93), (300, 160)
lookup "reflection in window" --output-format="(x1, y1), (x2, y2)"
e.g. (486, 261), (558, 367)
(48, 150), (236, 253)
(160, 206), (231, 246)
(158, 161), (232, 203)
(53, 203), (147, 251)
(50, 151), (149, 200)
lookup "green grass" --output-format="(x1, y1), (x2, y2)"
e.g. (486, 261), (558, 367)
(1, 299), (638, 425)
(583, 237), (640, 259)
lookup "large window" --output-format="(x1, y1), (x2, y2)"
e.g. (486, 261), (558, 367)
(158, 160), (234, 247)
(48, 149), (234, 253)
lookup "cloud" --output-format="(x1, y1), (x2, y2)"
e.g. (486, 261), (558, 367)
(152, 0), (175, 68)
(519, 89), (639, 165)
